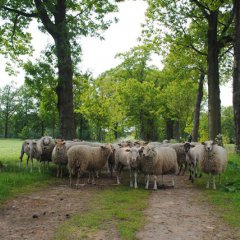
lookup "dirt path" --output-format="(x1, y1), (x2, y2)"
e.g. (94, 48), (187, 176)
(136, 176), (240, 240)
(0, 175), (239, 240)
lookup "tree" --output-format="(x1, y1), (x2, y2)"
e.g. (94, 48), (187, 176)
(233, 0), (240, 152)
(0, 0), (118, 139)
(144, 0), (233, 140)
(0, 82), (20, 138)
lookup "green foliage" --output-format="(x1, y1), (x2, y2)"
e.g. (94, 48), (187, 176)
(53, 186), (150, 240)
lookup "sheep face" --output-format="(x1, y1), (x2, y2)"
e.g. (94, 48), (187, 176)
(55, 141), (67, 154)
(202, 141), (215, 153)
(126, 148), (140, 167)
(183, 142), (195, 154)
(142, 146), (156, 159)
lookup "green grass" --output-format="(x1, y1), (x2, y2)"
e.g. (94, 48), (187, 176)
(53, 186), (150, 240)
(0, 138), (58, 205)
(195, 144), (240, 227)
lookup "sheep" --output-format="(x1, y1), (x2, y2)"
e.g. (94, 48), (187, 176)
(137, 145), (178, 190)
(51, 140), (69, 178)
(198, 140), (228, 190)
(19, 139), (32, 170)
(51, 140), (103, 178)
(28, 140), (43, 172)
(67, 144), (112, 187)
(114, 146), (140, 187)
(184, 142), (202, 182)
(38, 136), (56, 166)
(169, 143), (188, 175)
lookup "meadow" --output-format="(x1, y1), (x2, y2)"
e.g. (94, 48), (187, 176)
(0, 139), (240, 237)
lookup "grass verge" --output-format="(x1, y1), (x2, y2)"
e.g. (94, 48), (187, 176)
(0, 138), (58, 206)
(53, 185), (150, 240)
(195, 144), (240, 228)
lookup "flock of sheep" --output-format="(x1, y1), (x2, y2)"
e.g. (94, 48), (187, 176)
(19, 136), (228, 190)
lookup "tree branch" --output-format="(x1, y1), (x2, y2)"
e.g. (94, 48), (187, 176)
(34, 0), (57, 37)
(0, 6), (38, 18)
(190, 0), (209, 19)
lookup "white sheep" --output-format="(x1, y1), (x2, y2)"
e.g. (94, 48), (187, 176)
(19, 139), (32, 170)
(137, 145), (178, 190)
(184, 142), (202, 182)
(114, 146), (140, 188)
(198, 140), (228, 189)
(67, 144), (112, 187)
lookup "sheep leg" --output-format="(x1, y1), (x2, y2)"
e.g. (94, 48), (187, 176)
(213, 175), (216, 190)
(182, 162), (187, 175)
(219, 174), (222, 185)
(134, 171), (138, 189)
(178, 164), (182, 175)
(206, 173), (210, 189)
(92, 171), (96, 184)
(153, 175), (158, 190)
(60, 165), (63, 178)
(145, 175), (150, 189)
(30, 156), (33, 173)
(129, 169), (133, 188)
(76, 169), (81, 187)
(172, 175), (175, 187)
(56, 165), (59, 178)
(69, 171), (72, 187)
(88, 173), (91, 184)
(116, 165), (123, 185)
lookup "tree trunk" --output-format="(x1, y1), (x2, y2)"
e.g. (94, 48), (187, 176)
(55, 30), (75, 140)
(233, 0), (240, 153)
(166, 118), (174, 140)
(139, 109), (145, 140)
(207, 11), (221, 141)
(173, 121), (180, 141)
(113, 122), (118, 140)
(192, 70), (205, 142)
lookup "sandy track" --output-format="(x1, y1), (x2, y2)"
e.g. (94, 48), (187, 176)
(0, 175), (239, 240)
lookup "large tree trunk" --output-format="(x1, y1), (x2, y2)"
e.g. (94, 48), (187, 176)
(192, 70), (205, 142)
(166, 118), (174, 140)
(207, 11), (221, 140)
(4, 114), (8, 138)
(55, 33), (75, 139)
(233, 0), (240, 153)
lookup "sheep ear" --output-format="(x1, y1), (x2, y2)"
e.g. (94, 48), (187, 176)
(125, 149), (130, 152)
(201, 142), (205, 145)
(100, 145), (106, 149)
(144, 141), (149, 145)
(190, 144), (195, 148)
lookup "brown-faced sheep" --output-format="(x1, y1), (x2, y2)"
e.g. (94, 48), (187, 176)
(67, 144), (112, 187)
(198, 140), (228, 189)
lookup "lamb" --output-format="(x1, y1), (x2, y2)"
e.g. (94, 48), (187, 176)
(198, 140), (228, 189)
(136, 145), (178, 190)
(184, 142), (202, 182)
(114, 146), (140, 187)
(19, 139), (32, 170)
(67, 144), (112, 187)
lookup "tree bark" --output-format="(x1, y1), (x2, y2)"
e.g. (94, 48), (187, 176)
(166, 118), (174, 140)
(34, 0), (75, 140)
(55, 33), (75, 139)
(233, 0), (240, 153)
(192, 70), (205, 142)
(207, 11), (221, 141)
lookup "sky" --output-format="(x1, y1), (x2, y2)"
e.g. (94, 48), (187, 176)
(0, 0), (232, 106)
